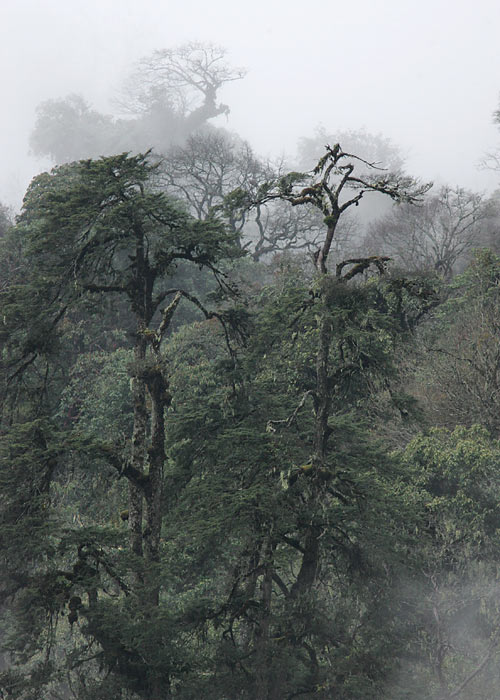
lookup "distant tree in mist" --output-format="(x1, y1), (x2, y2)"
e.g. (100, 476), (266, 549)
(361, 185), (494, 277)
(30, 94), (121, 163)
(159, 129), (267, 222)
(160, 129), (330, 260)
(30, 43), (245, 163)
(118, 42), (245, 135)
(0, 203), (16, 296)
(0, 202), (12, 238)
(481, 100), (500, 171)
(297, 127), (405, 173)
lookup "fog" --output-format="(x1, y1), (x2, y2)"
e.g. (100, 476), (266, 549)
(4, 3), (500, 697)
(2, 0), (500, 207)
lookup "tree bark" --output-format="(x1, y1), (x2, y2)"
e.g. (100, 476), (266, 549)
(313, 314), (333, 464)
(254, 538), (275, 700)
(291, 303), (334, 598)
(129, 333), (147, 560)
(144, 367), (169, 605)
(316, 220), (339, 275)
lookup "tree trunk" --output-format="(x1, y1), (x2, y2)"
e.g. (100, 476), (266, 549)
(291, 524), (321, 599)
(313, 313), (333, 465)
(316, 221), (338, 275)
(144, 367), (169, 605)
(254, 538), (275, 700)
(292, 306), (333, 598)
(129, 333), (147, 560)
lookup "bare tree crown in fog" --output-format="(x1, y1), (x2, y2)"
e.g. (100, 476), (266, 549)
(117, 42), (245, 118)
(29, 43), (246, 164)
(362, 186), (497, 278)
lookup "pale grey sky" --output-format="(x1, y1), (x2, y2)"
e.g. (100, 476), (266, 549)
(2, 0), (500, 207)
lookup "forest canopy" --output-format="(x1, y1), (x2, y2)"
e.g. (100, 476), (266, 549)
(2, 40), (500, 700)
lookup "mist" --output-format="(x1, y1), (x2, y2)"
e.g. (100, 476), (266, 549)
(4, 3), (500, 699)
(2, 0), (500, 208)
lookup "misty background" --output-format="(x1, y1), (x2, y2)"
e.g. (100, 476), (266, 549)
(2, 0), (500, 209)
(5, 2), (500, 698)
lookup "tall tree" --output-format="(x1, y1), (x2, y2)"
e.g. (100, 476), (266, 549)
(181, 144), (433, 698)
(296, 129), (406, 242)
(159, 259), (430, 698)
(255, 141), (430, 604)
(1, 152), (241, 699)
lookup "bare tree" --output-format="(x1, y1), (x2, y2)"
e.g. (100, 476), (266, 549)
(258, 143), (431, 274)
(411, 251), (500, 436)
(160, 130), (343, 261)
(297, 127), (405, 173)
(118, 42), (245, 134)
(249, 197), (325, 260)
(296, 128), (406, 237)
(362, 185), (493, 278)
(30, 44), (246, 164)
(480, 102), (500, 172)
(159, 129), (266, 223)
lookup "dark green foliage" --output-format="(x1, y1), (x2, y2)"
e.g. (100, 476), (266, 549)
(0, 152), (243, 699)
(3, 142), (500, 700)
(410, 250), (500, 435)
(19, 153), (239, 303)
(151, 262), (441, 698)
(387, 426), (500, 699)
